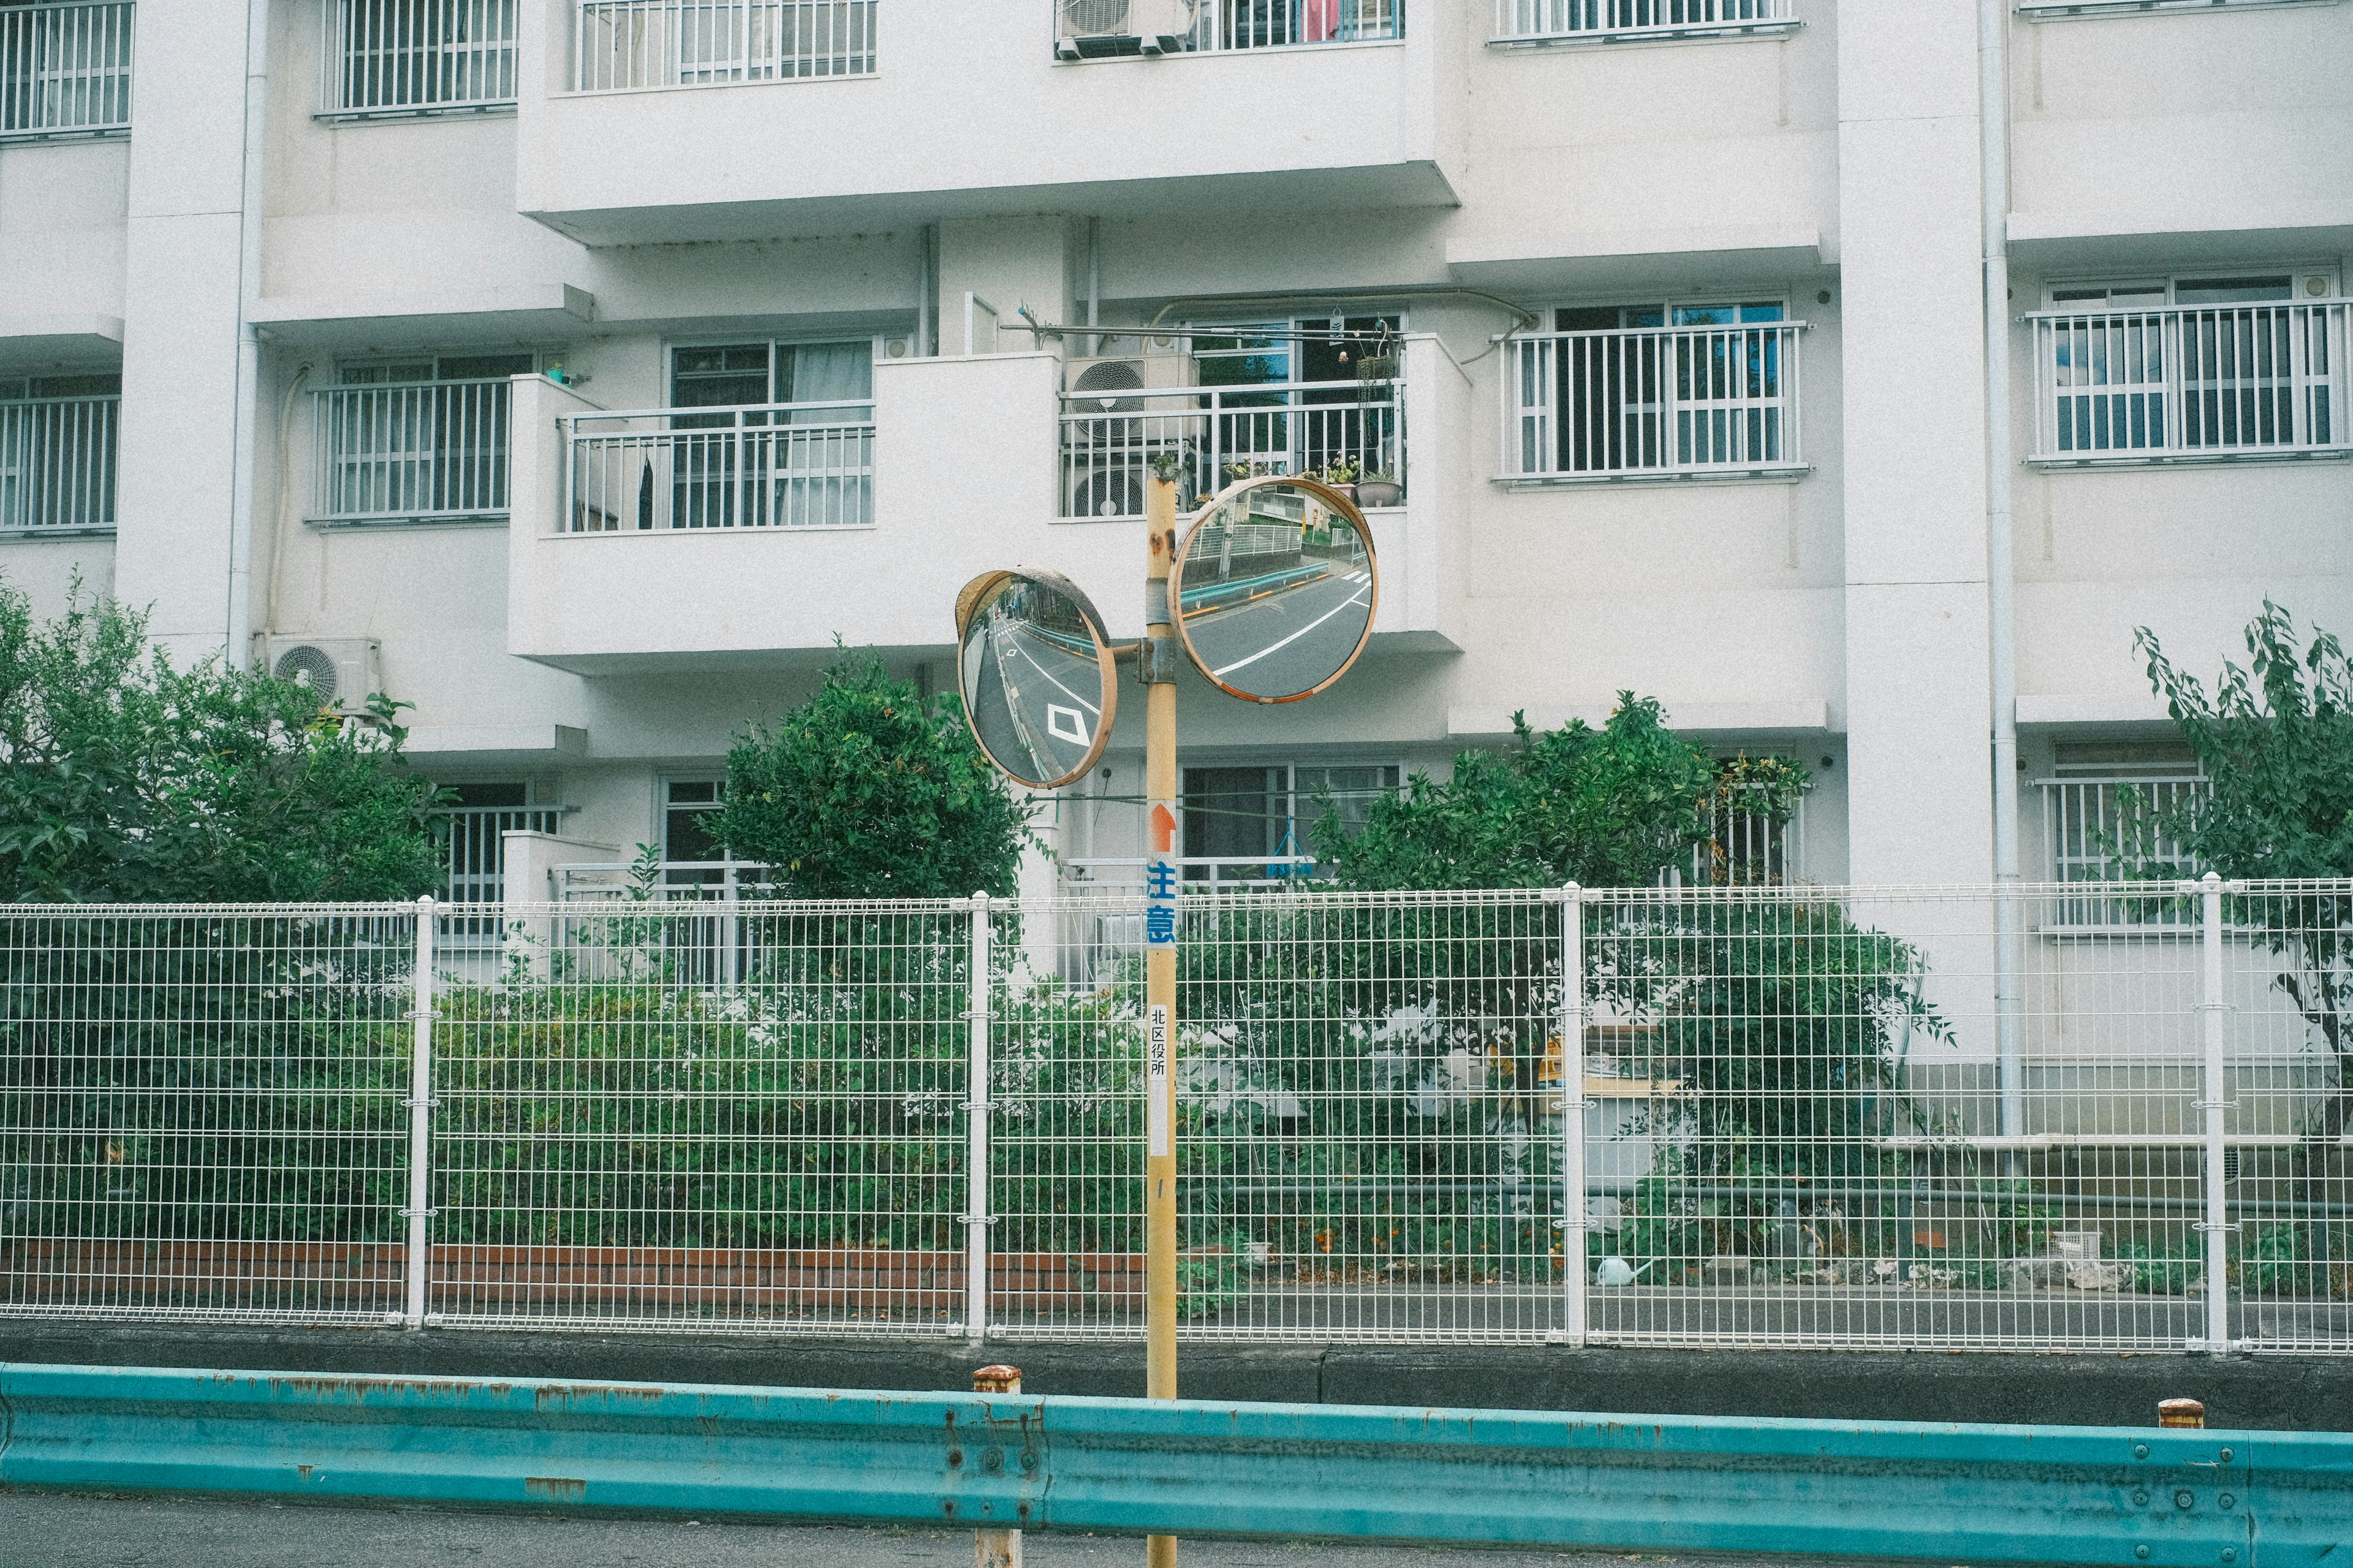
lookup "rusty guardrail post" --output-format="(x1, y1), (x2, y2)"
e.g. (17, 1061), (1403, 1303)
(2159, 1398), (2206, 1429)
(972, 1364), (1023, 1568)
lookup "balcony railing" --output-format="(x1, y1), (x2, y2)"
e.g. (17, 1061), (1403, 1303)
(2030, 300), (2349, 465)
(322, 0), (517, 117)
(1491, 0), (1794, 45)
(1058, 375), (1402, 521)
(436, 803), (560, 941)
(314, 379), (513, 524)
(0, 395), (118, 532)
(574, 0), (876, 91)
(2037, 773), (2210, 929)
(1055, 0), (1401, 58)
(1, 1), (133, 140)
(1503, 321), (1806, 482)
(564, 400), (876, 532)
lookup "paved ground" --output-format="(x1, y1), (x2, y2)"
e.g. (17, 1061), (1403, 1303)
(0, 1493), (1904, 1568)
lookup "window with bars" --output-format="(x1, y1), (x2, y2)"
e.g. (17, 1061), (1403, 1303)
(0, 1), (133, 139)
(315, 353), (535, 523)
(1491, 0), (1795, 46)
(434, 782), (561, 939)
(324, 0), (517, 116)
(1179, 762), (1401, 884)
(0, 371), (119, 532)
(1506, 300), (1806, 482)
(2037, 745), (2210, 927)
(2031, 272), (2347, 464)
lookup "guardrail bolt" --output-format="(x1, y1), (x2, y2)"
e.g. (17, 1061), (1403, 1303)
(2159, 1399), (2206, 1429)
(972, 1366), (1023, 1568)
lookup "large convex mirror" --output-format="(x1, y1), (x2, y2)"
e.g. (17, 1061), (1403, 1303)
(1171, 475), (1378, 704)
(955, 567), (1118, 790)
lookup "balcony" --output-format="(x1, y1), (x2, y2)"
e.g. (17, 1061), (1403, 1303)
(0, 390), (118, 534)
(312, 378), (515, 525)
(515, 0), (1450, 244)
(1489, 0), (1797, 47)
(1057, 373), (1402, 520)
(1053, 0), (1401, 59)
(1499, 319), (1808, 484)
(574, 0), (876, 89)
(1, 1), (133, 142)
(320, 0), (520, 119)
(2028, 300), (2349, 467)
(509, 339), (1460, 672)
(563, 398), (875, 533)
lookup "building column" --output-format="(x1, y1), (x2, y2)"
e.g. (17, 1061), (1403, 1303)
(1837, 0), (1995, 887)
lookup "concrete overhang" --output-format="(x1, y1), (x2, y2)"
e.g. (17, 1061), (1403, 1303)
(0, 314), (125, 373)
(2007, 202), (2353, 272)
(2014, 694), (2174, 730)
(404, 723), (592, 771)
(527, 164), (1458, 249)
(1448, 699), (1834, 744)
(249, 284), (595, 350)
(1444, 225), (1829, 297)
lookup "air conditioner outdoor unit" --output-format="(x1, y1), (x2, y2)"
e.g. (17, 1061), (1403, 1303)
(1065, 454), (1150, 521)
(254, 635), (385, 719)
(1063, 349), (1199, 412)
(1055, 0), (1194, 59)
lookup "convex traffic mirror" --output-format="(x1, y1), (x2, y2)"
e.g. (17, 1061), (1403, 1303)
(954, 566), (1119, 789)
(1171, 475), (1379, 704)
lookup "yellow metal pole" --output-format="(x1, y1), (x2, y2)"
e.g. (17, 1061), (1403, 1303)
(1143, 475), (1180, 1568)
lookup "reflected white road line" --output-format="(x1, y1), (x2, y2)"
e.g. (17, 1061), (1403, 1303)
(1010, 631), (1100, 715)
(1212, 589), (1371, 678)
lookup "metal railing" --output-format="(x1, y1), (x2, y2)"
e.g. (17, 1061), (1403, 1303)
(1059, 376), (1401, 520)
(574, 0), (876, 91)
(434, 806), (561, 943)
(1491, 0), (1793, 44)
(2031, 300), (2349, 464)
(1057, 0), (1401, 57)
(564, 401), (875, 532)
(1504, 322), (1805, 482)
(322, 0), (517, 116)
(314, 380), (514, 524)
(2039, 774), (2211, 928)
(0, 1), (133, 140)
(4, 882), (2346, 1350)
(0, 394), (118, 532)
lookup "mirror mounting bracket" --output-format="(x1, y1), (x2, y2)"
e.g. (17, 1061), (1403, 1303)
(1138, 636), (1183, 686)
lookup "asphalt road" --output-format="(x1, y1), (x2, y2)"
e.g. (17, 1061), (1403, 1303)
(0, 1493), (1923, 1568)
(1181, 559), (1370, 697)
(964, 610), (1104, 784)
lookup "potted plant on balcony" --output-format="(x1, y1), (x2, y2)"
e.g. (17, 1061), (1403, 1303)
(1355, 469), (1401, 508)
(1316, 458), (1358, 504)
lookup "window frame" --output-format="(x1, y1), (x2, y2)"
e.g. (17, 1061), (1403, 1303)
(1488, 0), (1801, 50)
(317, 0), (521, 122)
(311, 351), (544, 528)
(1177, 758), (1406, 885)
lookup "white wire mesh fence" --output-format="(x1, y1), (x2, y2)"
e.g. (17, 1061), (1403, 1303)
(2, 884), (2347, 1349)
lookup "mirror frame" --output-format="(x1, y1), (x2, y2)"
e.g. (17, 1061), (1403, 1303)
(953, 565), (1121, 790)
(1169, 473), (1381, 705)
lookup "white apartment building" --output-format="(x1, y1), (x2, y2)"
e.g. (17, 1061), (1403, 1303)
(2, 0), (2347, 906)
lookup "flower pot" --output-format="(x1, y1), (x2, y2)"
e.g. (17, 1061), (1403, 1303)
(1355, 480), (1402, 507)
(1325, 482), (1358, 505)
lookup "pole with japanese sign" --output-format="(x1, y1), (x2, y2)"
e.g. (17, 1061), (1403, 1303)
(1140, 475), (1181, 1568)
(953, 467), (1379, 1568)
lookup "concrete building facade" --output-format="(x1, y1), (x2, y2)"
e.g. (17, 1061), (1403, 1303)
(2, 0), (2347, 901)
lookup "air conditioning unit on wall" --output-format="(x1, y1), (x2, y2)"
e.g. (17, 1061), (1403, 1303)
(254, 635), (384, 719)
(1056, 0), (1194, 59)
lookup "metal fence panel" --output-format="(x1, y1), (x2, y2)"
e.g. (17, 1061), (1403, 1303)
(0, 906), (418, 1324)
(425, 900), (972, 1332)
(574, 0), (877, 91)
(0, 1), (134, 138)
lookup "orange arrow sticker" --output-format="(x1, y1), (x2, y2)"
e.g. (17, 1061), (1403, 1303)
(1149, 803), (1177, 854)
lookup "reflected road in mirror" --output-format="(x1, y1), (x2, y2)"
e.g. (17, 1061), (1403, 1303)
(960, 572), (1111, 789)
(1177, 480), (1375, 703)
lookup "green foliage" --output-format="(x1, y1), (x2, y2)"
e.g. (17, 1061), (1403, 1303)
(2115, 1233), (2201, 1297)
(1314, 698), (1730, 892)
(0, 577), (444, 903)
(708, 654), (1033, 900)
(2135, 602), (2353, 1245)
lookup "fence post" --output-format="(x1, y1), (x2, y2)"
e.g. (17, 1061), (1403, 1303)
(2197, 871), (2232, 1354)
(404, 896), (436, 1331)
(965, 892), (993, 1346)
(1557, 884), (1588, 1349)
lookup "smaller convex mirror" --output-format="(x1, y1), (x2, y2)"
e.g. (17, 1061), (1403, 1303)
(1171, 475), (1379, 704)
(954, 567), (1119, 790)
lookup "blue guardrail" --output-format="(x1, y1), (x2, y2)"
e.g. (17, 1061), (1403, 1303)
(1, 1363), (2347, 1565)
